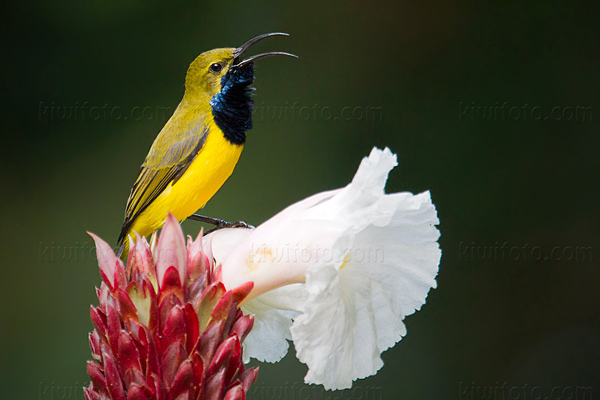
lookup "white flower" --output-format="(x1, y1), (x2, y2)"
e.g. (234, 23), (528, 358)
(207, 147), (441, 390)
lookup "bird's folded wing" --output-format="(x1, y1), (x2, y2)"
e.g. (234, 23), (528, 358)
(118, 122), (209, 245)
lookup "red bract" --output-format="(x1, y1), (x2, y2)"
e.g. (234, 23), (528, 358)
(85, 213), (258, 400)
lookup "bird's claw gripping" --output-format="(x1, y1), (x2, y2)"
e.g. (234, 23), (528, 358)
(189, 214), (254, 235)
(230, 220), (254, 229)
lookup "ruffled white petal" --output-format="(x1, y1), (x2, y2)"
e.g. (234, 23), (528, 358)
(208, 147), (441, 390)
(240, 297), (294, 363)
(287, 151), (441, 390)
(300, 148), (397, 226)
(240, 284), (307, 363)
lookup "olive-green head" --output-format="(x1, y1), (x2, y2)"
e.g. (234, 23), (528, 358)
(184, 47), (237, 98)
(183, 32), (296, 101)
(182, 33), (296, 145)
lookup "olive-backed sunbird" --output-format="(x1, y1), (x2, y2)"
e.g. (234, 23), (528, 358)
(117, 33), (296, 258)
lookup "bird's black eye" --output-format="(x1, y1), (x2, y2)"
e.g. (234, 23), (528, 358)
(209, 63), (223, 73)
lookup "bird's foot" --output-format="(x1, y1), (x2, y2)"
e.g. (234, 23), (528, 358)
(189, 214), (254, 235)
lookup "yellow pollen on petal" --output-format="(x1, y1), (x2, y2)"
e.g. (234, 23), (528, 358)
(246, 245), (275, 271)
(339, 253), (352, 271)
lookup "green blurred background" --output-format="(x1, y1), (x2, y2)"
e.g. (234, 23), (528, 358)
(1, 1), (599, 399)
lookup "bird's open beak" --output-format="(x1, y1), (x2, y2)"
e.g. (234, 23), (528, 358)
(232, 32), (297, 68)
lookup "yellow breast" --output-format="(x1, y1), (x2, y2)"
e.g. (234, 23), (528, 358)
(128, 121), (243, 239)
